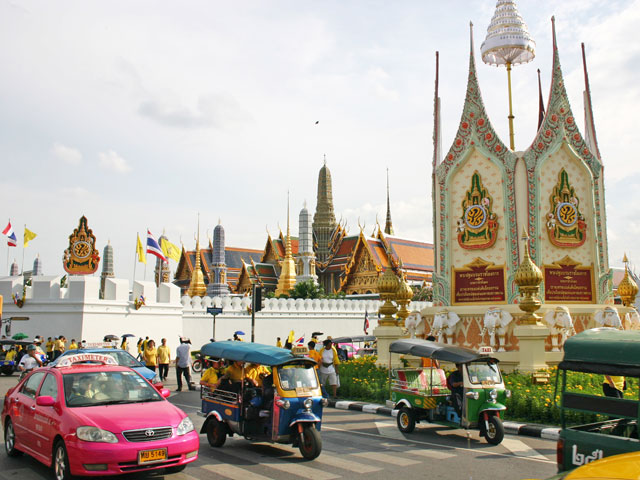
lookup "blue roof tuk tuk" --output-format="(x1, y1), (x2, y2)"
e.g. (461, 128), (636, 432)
(197, 341), (327, 460)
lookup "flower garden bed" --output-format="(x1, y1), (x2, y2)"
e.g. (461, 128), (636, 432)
(337, 356), (639, 426)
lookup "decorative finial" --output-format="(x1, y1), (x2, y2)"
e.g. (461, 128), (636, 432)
(323, 154), (327, 165)
(624, 253), (629, 264)
(218, 218), (221, 225)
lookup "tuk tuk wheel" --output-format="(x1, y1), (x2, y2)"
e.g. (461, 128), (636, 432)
(1, 366), (13, 376)
(298, 424), (322, 460)
(397, 407), (416, 433)
(206, 418), (227, 447)
(483, 415), (504, 445)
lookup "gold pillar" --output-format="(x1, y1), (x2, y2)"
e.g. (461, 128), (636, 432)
(377, 267), (399, 326)
(395, 273), (413, 327)
(514, 230), (543, 325)
(618, 254), (638, 307)
(506, 62), (515, 150)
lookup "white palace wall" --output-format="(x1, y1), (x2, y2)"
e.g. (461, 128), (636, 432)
(0, 276), (430, 353)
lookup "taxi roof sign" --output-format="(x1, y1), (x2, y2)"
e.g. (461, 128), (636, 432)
(56, 353), (118, 368)
(81, 342), (118, 349)
(291, 345), (309, 356)
(478, 346), (494, 355)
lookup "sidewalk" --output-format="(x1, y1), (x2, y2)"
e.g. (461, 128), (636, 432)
(327, 399), (560, 441)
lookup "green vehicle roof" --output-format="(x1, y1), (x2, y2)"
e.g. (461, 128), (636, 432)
(559, 328), (640, 375)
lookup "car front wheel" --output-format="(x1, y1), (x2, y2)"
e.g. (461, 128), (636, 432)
(53, 441), (73, 480)
(4, 419), (22, 457)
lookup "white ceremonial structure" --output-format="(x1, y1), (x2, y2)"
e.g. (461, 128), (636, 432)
(0, 275), (429, 354)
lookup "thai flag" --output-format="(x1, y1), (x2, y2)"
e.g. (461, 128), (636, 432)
(146, 230), (167, 262)
(2, 221), (17, 247)
(295, 335), (305, 346)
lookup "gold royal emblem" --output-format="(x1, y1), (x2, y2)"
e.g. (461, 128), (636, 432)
(457, 171), (498, 250)
(63, 216), (100, 275)
(546, 169), (586, 248)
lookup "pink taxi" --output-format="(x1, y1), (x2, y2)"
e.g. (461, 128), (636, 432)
(2, 353), (199, 480)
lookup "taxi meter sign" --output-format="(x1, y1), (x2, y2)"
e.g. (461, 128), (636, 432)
(56, 353), (118, 367)
(478, 346), (494, 355)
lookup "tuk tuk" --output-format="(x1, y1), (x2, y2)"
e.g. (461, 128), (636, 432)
(330, 335), (377, 361)
(389, 339), (509, 444)
(556, 328), (640, 473)
(0, 340), (32, 375)
(197, 341), (327, 460)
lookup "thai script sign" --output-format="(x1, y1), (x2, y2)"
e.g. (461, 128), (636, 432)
(543, 256), (594, 303)
(452, 258), (506, 304)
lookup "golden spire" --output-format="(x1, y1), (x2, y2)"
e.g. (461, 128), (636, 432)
(385, 168), (394, 235)
(618, 253), (638, 307)
(275, 192), (297, 296)
(187, 214), (207, 297)
(514, 229), (543, 325)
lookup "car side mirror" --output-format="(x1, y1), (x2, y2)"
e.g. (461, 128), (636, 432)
(160, 388), (171, 398)
(36, 395), (55, 407)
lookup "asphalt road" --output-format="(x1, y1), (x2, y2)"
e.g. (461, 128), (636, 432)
(0, 372), (559, 480)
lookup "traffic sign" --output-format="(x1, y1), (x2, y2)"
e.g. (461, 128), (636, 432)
(207, 307), (223, 316)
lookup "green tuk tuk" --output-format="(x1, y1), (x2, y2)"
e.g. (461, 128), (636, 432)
(556, 328), (640, 473)
(389, 339), (509, 444)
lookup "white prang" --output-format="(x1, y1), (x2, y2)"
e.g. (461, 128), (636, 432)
(543, 306), (575, 352)
(482, 308), (513, 352)
(431, 309), (460, 344)
(405, 311), (426, 339)
(625, 308), (640, 330)
(594, 306), (623, 329)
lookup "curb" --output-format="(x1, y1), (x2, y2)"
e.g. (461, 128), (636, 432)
(328, 400), (560, 440)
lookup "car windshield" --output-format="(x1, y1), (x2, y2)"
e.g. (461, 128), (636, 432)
(466, 361), (502, 385)
(63, 370), (162, 407)
(278, 365), (318, 391)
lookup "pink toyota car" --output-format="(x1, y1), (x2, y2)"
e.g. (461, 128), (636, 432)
(2, 353), (199, 480)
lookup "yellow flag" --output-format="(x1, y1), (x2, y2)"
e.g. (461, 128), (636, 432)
(136, 234), (146, 264)
(287, 330), (295, 344)
(24, 227), (37, 247)
(160, 238), (181, 262)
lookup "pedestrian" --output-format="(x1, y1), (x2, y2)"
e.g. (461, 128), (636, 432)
(18, 345), (43, 373)
(143, 340), (158, 372)
(175, 337), (195, 392)
(136, 338), (143, 360)
(157, 338), (170, 382)
(142, 336), (150, 351)
(120, 336), (128, 352)
(603, 374), (625, 398)
(276, 337), (282, 348)
(318, 339), (340, 398)
(53, 336), (65, 360)
(45, 337), (54, 361)
(307, 341), (321, 369)
(233, 332), (244, 342)
(69, 338), (78, 350)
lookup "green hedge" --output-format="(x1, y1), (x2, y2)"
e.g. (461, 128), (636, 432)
(336, 358), (639, 425)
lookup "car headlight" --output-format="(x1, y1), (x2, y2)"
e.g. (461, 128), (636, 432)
(177, 416), (195, 436)
(151, 374), (161, 384)
(76, 426), (118, 443)
(303, 398), (313, 410)
(276, 399), (291, 409)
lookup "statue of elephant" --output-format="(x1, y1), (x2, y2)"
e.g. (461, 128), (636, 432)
(625, 308), (640, 330)
(594, 306), (622, 329)
(405, 311), (426, 339)
(482, 308), (513, 352)
(543, 306), (575, 351)
(431, 309), (460, 344)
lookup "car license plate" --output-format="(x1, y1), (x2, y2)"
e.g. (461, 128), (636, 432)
(138, 448), (167, 464)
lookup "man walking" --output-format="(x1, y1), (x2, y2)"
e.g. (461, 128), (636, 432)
(318, 339), (340, 399)
(175, 337), (195, 392)
(157, 338), (170, 382)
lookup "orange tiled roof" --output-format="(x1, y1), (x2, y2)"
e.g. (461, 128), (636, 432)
(384, 236), (434, 272)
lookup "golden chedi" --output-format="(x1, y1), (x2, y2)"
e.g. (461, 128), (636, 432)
(618, 254), (639, 307)
(514, 229), (543, 325)
(395, 272), (413, 328)
(377, 266), (400, 326)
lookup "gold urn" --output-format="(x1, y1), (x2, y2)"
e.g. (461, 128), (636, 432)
(377, 267), (400, 326)
(514, 230), (543, 325)
(395, 273), (414, 327)
(618, 254), (639, 307)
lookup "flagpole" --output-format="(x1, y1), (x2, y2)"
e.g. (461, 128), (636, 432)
(21, 224), (26, 274)
(144, 229), (148, 281)
(5, 243), (9, 276)
(133, 233), (138, 283)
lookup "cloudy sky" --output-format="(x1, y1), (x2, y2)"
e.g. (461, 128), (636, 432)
(1, 0), (639, 283)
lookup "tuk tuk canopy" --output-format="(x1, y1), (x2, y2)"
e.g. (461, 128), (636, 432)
(559, 328), (640, 376)
(330, 335), (376, 344)
(389, 339), (491, 364)
(199, 341), (316, 367)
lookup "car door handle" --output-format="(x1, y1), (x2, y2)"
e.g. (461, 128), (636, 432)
(30, 405), (35, 410)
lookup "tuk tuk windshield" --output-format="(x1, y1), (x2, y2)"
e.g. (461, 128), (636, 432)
(466, 360), (502, 385)
(278, 365), (318, 391)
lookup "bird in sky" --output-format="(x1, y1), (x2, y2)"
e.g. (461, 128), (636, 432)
(315, 120), (319, 124)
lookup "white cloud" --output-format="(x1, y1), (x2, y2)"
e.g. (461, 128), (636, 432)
(98, 150), (132, 174)
(51, 142), (82, 165)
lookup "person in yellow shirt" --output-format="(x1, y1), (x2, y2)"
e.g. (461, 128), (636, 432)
(245, 363), (270, 387)
(307, 341), (322, 369)
(69, 339), (78, 350)
(223, 360), (244, 382)
(603, 374), (625, 398)
(157, 338), (171, 382)
(53, 336), (65, 360)
(276, 337), (283, 348)
(136, 338), (144, 360)
(143, 340), (158, 372)
(5, 348), (17, 362)
(45, 337), (54, 361)
(200, 358), (223, 387)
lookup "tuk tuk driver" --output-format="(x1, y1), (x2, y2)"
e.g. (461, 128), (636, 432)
(319, 339), (340, 398)
(447, 364), (464, 414)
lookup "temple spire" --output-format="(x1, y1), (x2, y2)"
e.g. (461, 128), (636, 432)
(313, 158), (338, 264)
(384, 168), (394, 235)
(582, 43), (601, 161)
(276, 192), (297, 296)
(187, 213), (206, 297)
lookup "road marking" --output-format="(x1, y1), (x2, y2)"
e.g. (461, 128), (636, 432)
(202, 464), (274, 480)
(375, 421), (407, 441)
(501, 438), (549, 461)
(405, 448), (456, 459)
(322, 425), (555, 464)
(313, 454), (382, 473)
(351, 451), (421, 466)
(218, 447), (340, 479)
